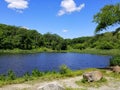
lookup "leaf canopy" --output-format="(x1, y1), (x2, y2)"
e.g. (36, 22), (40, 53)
(93, 3), (120, 33)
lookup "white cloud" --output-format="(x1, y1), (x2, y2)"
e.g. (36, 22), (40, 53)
(20, 26), (29, 29)
(5, 0), (28, 12)
(62, 29), (69, 33)
(58, 0), (85, 16)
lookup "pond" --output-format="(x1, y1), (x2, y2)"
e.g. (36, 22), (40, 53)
(0, 53), (111, 76)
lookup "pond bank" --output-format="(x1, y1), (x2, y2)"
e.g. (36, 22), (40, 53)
(0, 69), (120, 90)
(0, 48), (120, 56)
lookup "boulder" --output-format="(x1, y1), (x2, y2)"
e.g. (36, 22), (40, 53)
(37, 82), (65, 90)
(83, 71), (103, 82)
(112, 65), (120, 73)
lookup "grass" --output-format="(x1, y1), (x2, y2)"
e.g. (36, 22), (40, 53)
(65, 68), (120, 90)
(76, 77), (107, 88)
(0, 48), (120, 88)
(1, 48), (120, 56)
(0, 66), (84, 87)
(68, 48), (120, 56)
(0, 68), (100, 87)
(0, 68), (120, 88)
(104, 71), (120, 80)
(0, 48), (54, 54)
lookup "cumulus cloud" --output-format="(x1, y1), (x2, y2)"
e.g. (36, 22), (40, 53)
(5, 0), (28, 12)
(58, 0), (85, 16)
(62, 29), (69, 33)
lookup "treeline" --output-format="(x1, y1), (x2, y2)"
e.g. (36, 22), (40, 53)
(0, 23), (120, 50)
(0, 24), (67, 50)
(70, 27), (120, 50)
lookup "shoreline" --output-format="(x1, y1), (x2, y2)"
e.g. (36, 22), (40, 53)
(0, 68), (119, 89)
(0, 48), (120, 56)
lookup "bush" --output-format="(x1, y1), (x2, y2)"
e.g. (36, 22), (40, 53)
(59, 64), (71, 74)
(72, 44), (86, 50)
(23, 72), (31, 81)
(0, 74), (6, 81)
(32, 69), (43, 77)
(110, 56), (120, 66)
(7, 70), (16, 80)
(96, 41), (113, 50)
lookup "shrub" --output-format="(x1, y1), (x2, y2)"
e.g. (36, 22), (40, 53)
(32, 69), (43, 77)
(23, 72), (31, 81)
(7, 70), (16, 80)
(0, 74), (6, 81)
(59, 64), (71, 74)
(72, 44), (86, 50)
(96, 41), (113, 50)
(110, 56), (120, 66)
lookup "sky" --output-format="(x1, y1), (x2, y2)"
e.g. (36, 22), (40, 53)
(0, 0), (120, 39)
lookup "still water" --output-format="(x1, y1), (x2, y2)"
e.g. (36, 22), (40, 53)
(0, 53), (111, 76)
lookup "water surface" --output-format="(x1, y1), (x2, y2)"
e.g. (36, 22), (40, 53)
(0, 53), (111, 76)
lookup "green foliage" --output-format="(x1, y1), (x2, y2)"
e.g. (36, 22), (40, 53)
(72, 44), (86, 50)
(0, 68), (120, 87)
(1, 23), (120, 52)
(32, 69), (43, 77)
(0, 74), (6, 81)
(7, 70), (16, 80)
(59, 64), (71, 74)
(0, 24), (67, 51)
(81, 78), (87, 83)
(110, 56), (120, 66)
(96, 41), (113, 50)
(76, 77), (107, 88)
(23, 72), (31, 81)
(93, 3), (120, 33)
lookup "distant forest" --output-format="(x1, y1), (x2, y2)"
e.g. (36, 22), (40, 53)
(0, 23), (120, 50)
(0, 3), (120, 51)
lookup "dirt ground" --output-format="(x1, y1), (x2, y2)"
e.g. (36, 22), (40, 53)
(0, 76), (120, 90)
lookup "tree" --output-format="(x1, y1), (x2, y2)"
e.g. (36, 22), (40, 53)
(43, 33), (63, 50)
(93, 3), (120, 33)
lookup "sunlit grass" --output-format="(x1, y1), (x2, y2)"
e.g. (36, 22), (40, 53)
(1, 48), (120, 56)
(0, 67), (120, 87)
(76, 77), (107, 88)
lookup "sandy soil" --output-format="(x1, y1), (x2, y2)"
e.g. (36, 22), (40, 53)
(0, 76), (120, 90)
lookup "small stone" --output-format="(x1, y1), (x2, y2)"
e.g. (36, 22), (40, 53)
(112, 65), (120, 73)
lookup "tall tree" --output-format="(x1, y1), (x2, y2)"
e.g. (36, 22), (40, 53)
(93, 3), (120, 33)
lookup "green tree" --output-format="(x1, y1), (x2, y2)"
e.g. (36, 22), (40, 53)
(93, 3), (120, 33)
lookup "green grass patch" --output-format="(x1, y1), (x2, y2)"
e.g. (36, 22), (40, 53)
(76, 49), (120, 56)
(0, 65), (120, 87)
(0, 48), (54, 54)
(0, 65), (83, 87)
(1, 48), (120, 56)
(76, 77), (107, 88)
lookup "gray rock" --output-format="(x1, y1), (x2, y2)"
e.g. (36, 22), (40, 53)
(83, 71), (103, 82)
(37, 82), (65, 90)
(112, 65), (120, 73)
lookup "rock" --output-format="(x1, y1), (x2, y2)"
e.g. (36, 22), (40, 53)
(37, 82), (65, 90)
(112, 65), (120, 73)
(83, 71), (103, 82)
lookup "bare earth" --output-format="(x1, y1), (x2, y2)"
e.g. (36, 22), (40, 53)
(0, 76), (120, 90)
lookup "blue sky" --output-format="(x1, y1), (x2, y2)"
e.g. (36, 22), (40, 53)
(0, 0), (120, 38)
